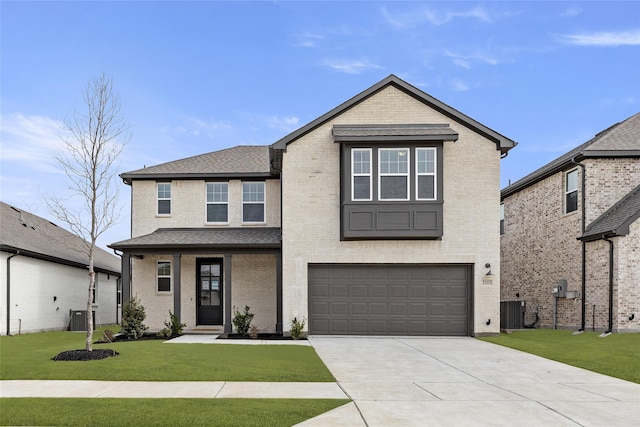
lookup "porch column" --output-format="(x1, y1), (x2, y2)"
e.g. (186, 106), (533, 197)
(121, 253), (131, 304)
(173, 254), (182, 322)
(224, 254), (232, 333)
(276, 250), (283, 333)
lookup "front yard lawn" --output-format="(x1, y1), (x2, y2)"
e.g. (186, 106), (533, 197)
(0, 398), (350, 426)
(0, 329), (335, 382)
(480, 329), (640, 383)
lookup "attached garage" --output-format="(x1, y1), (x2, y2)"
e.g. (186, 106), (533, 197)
(308, 264), (472, 336)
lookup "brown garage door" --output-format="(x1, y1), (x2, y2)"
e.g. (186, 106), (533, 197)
(308, 264), (471, 336)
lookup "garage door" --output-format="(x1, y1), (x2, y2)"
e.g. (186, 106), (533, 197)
(308, 264), (471, 336)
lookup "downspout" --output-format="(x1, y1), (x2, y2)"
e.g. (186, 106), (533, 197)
(6, 250), (20, 336)
(603, 236), (614, 334)
(571, 157), (586, 331)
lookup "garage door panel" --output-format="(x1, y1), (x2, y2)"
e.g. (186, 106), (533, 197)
(309, 264), (470, 336)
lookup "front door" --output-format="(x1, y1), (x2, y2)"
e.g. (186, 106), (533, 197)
(197, 259), (223, 325)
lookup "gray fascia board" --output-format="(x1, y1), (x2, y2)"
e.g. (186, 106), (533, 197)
(120, 172), (276, 182)
(271, 75), (516, 153)
(0, 244), (121, 276)
(582, 150), (640, 158)
(333, 134), (458, 142)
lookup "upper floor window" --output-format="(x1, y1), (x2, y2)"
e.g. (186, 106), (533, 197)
(379, 148), (410, 200)
(242, 182), (265, 223)
(416, 148), (437, 200)
(206, 182), (228, 223)
(157, 261), (171, 292)
(500, 203), (505, 235)
(565, 169), (578, 213)
(352, 148), (372, 201)
(157, 182), (171, 215)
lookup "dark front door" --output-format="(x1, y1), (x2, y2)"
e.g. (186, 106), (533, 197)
(197, 259), (223, 325)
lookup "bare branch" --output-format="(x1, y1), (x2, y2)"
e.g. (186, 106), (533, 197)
(47, 73), (131, 351)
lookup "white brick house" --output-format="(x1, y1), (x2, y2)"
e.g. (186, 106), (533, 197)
(1, 202), (121, 335)
(500, 112), (640, 333)
(111, 75), (516, 336)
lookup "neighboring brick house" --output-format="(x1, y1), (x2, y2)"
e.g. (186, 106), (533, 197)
(111, 75), (516, 336)
(500, 112), (640, 333)
(1, 202), (121, 335)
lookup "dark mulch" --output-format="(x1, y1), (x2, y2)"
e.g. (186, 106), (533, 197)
(220, 333), (306, 341)
(52, 349), (119, 361)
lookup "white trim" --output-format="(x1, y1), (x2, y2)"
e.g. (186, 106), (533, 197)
(205, 182), (229, 224)
(156, 182), (172, 216)
(242, 181), (266, 223)
(378, 147), (410, 201)
(415, 147), (437, 201)
(565, 168), (579, 213)
(157, 260), (172, 293)
(351, 148), (372, 201)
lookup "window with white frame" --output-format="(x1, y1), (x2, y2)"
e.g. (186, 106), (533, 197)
(416, 148), (437, 200)
(242, 182), (265, 222)
(157, 261), (171, 292)
(352, 148), (372, 201)
(206, 182), (228, 222)
(500, 203), (505, 235)
(157, 182), (171, 215)
(565, 169), (578, 213)
(379, 148), (410, 200)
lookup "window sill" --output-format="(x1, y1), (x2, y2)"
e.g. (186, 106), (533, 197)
(156, 292), (173, 296)
(156, 214), (171, 218)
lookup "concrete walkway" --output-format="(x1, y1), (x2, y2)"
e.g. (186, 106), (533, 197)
(308, 336), (640, 427)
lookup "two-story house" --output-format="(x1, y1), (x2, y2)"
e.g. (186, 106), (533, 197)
(500, 112), (640, 333)
(110, 75), (516, 336)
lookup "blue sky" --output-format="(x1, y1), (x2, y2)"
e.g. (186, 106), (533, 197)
(2, 1), (639, 250)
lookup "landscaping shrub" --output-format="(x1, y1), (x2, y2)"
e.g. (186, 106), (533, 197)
(121, 297), (148, 340)
(291, 317), (306, 340)
(232, 305), (254, 336)
(164, 310), (186, 336)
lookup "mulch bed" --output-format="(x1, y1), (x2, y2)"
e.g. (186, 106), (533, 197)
(52, 349), (119, 361)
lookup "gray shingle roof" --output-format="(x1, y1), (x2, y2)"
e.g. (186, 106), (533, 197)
(503, 112), (640, 199)
(121, 146), (273, 182)
(332, 124), (458, 141)
(580, 184), (640, 241)
(109, 227), (281, 251)
(0, 202), (121, 274)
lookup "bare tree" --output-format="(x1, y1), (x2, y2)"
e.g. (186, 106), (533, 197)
(48, 73), (130, 351)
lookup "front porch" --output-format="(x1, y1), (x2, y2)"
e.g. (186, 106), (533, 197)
(109, 228), (282, 334)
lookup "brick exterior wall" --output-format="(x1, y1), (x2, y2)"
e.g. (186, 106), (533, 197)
(281, 85), (504, 336)
(501, 157), (640, 332)
(131, 178), (281, 237)
(131, 253), (277, 332)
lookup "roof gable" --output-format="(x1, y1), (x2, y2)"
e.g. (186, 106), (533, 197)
(271, 74), (516, 154)
(580, 184), (640, 242)
(0, 202), (121, 274)
(503, 112), (640, 198)
(121, 145), (273, 183)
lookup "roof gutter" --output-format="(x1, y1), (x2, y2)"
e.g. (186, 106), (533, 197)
(5, 250), (19, 336)
(571, 157), (587, 332)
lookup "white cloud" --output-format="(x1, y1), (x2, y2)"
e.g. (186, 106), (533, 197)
(444, 49), (501, 69)
(294, 33), (323, 48)
(0, 113), (64, 173)
(320, 58), (381, 74)
(558, 30), (640, 46)
(560, 7), (583, 17)
(382, 5), (496, 28)
(264, 115), (299, 133)
(449, 79), (470, 92)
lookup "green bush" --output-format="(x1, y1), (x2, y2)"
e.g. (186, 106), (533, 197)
(232, 305), (254, 336)
(121, 297), (148, 340)
(291, 317), (306, 340)
(163, 310), (186, 336)
(156, 328), (172, 339)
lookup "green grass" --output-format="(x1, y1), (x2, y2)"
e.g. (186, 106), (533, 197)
(0, 398), (350, 426)
(0, 328), (335, 382)
(480, 329), (640, 383)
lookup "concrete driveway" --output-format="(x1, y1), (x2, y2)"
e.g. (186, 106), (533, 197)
(308, 336), (640, 427)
